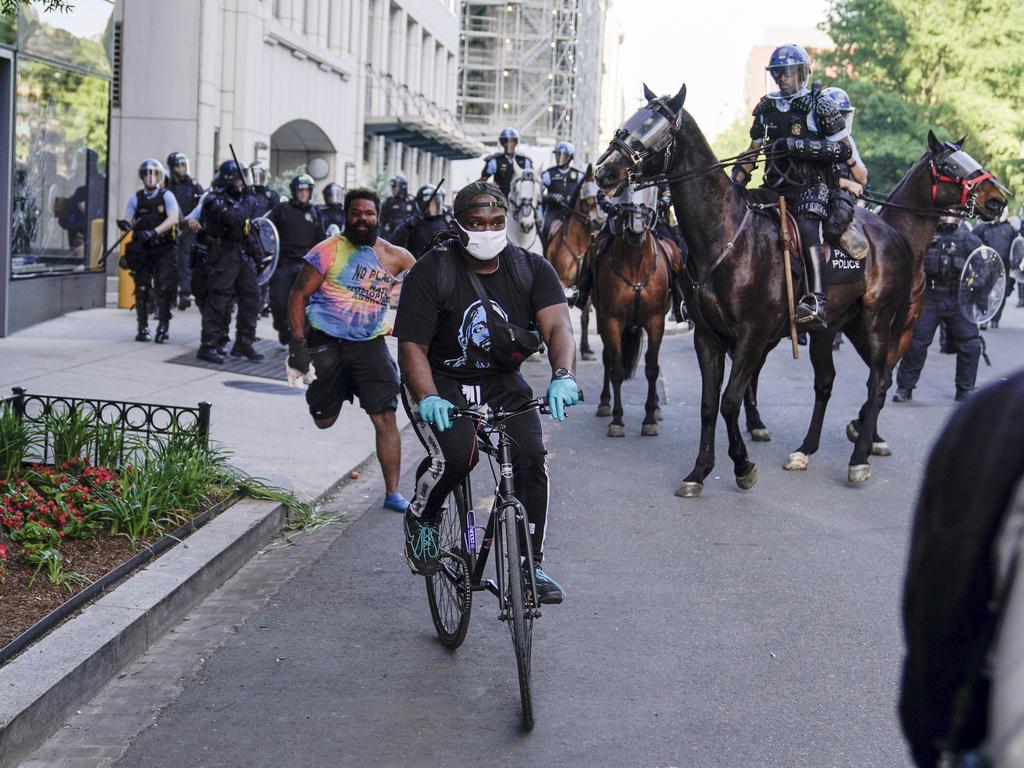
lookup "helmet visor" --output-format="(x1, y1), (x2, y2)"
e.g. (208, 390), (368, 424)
(142, 168), (164, 188)
(171, 158), (190, 178)
(765, 64), (809, 98)
(325, 186), (343, 205)
(250, 166), (269, 186)
(555, 150), (571, 165)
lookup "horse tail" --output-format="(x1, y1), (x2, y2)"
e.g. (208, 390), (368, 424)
(621, 326), (645, 380)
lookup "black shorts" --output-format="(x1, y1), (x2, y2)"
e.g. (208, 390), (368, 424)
(305, 329), (400, 419)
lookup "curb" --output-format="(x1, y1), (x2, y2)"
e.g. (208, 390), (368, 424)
(0, 496), (287, 768)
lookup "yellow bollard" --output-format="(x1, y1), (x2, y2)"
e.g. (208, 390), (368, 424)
(117, 232), (135, 309)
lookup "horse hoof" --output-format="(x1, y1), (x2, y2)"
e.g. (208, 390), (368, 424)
(596, 405), (612, 418)
(848, 464), (871, 484)
(749, 428), (771, 442)
(784, 452), (809, 471)
(581, 351), (595, 361)
(607, 424), (626, 438)
(871, 441), (892, 457)
(736, 466), (758, 490)
(641, 423), (659, 437)
(846, 421), (859, 443)
(675, 482), (703, 498)
(653, 407), (664, 422)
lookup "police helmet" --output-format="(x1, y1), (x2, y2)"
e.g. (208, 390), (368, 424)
(766, 44), (810, 98)
(390, 174), (408, 195)
(415, 185), (444, 215)
(823, 86), (854, 131)
(166, 152), (190, 179)
(248, 161), (269, 187)
(289, 173), (315, 198)
(499, 127), (520, 143)
(323, 182), (344, 205)
(216, 160), (243, 187)
(138, 159), (166, 188)
(554, 141), (575, 165)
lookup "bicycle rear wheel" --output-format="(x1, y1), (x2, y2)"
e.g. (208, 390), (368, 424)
(425, 483), (472, 649)
(503, 503), (534, 730)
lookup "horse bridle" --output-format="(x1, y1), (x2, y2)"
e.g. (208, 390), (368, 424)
(929, 148), (1004, 212)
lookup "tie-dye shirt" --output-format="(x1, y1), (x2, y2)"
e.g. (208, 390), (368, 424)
(303, 236), (396, 341)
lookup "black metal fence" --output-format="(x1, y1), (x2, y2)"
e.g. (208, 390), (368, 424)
(3, 387), (211, 468)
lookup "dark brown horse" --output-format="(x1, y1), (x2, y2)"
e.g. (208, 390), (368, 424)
(592, 188), (679, 437)
(545, 165), (604, 361)
(594, 84), (1007, 496)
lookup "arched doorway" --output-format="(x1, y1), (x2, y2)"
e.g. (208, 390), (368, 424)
(269, 119), (336, 195)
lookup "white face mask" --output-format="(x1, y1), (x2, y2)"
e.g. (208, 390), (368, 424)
(456, 220), (507, 261)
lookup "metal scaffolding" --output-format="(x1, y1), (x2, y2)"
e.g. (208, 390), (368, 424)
(457, 0), (606, 158)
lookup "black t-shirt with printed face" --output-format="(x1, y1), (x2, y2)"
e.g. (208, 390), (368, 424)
(394, 242), (566, 382)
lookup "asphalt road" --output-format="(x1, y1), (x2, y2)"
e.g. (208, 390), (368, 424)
(39, 307), (1024, 768)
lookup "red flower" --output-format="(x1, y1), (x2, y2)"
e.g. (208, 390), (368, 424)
(0, 543), (7, 561)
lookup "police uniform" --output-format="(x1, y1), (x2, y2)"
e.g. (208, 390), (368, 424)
(380, 194), (415, 240)
(318, 203), (346, 235)
(198, 187), (261, 359)
(390, 208), (453, 260)
(250, 186), (279, 219)
(539, 165), (581, 248)
(167, 174), (204, 303)
(482, 152), (533, 199)
(268, 198), (323, 343)
(123, 188), (179, 341)
(973, 219), (1020, 326)
(895, 223), (985, 399)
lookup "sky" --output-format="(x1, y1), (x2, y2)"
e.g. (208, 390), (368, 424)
(612, 0), (832, 141)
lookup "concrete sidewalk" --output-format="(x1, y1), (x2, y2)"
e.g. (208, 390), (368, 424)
(0, 306), (407, 500)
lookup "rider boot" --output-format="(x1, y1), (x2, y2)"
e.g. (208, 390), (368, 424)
(795, 244), (829, 331)
(670, 270), (688, 324)
(134, 296), (150, 342)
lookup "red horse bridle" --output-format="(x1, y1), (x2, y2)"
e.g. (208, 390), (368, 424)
(929, 155), (1003, 212)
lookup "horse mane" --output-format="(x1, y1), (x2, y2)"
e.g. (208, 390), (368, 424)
(886, 151), (929, 202)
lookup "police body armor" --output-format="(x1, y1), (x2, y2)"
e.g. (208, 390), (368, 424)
(380, 195), (415, 238)
(201, 190), (250, 243)
(250, 187), (278, 219)
(133, 190), (175, 250)
(486, 153), (532, 197)
(167, 177), (204, 218)
(924, 225), (972, 290)
(542, 166), (581, 210)
(275, 201), (322, 260)
(318, 204), (345, 236)
(393, 212), (453, 260)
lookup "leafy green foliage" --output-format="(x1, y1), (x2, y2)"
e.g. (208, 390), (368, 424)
(0, 403), (38, 482)
(819, 0), (1024, 199)
(0, 0), (73, 18)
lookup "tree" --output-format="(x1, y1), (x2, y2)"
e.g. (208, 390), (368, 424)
(0, 0), (73, 18)
(819, 0), (1024, 203)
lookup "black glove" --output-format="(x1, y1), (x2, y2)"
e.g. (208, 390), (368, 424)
(116, 219), (132, 232)
(136, 229), (157, 243)
(777, 137), (852, 163)
(730, 166), (749, 187)
(287, 338), (310, 374)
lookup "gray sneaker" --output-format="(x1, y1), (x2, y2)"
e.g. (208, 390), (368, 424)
(404, 510), (440, 575)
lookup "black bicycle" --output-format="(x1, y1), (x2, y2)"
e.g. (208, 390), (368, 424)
(424, 395), (578, 730)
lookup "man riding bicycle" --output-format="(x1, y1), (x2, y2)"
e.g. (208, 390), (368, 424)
(394, 180), (580, 604)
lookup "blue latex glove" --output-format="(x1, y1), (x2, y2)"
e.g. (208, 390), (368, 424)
(546, 378), (580, 422)
(418, 395), (456, 432)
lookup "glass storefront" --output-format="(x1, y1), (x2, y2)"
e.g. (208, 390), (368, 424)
(7, 0), (113, 279)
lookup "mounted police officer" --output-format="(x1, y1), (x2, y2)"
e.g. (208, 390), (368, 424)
(319, 182), (346, 236)
(380, 174), (415, 240)
(973, 210), (1021, 328)
(118, 159), (179, 343)
(730, 44), (853, 331)
(165, 152), (204, 311)
(390, 184), (453, 259)
(480, 127), (534, 199)
(893, 217), (984, 402)
(820, 87), (867, 243)
(268, 173), (323, 344)
(539, 141), (582, 250)
(196, 160), (264, 364)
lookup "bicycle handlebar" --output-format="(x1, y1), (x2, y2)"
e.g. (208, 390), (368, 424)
(448, 387), (585, 425)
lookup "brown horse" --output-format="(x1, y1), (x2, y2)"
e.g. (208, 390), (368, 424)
(545, 165), (604, 361)
(592, 189), (679, 437)
(594, 84), (1007, 496)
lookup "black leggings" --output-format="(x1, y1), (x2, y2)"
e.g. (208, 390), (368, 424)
(401, 371), (550, 563)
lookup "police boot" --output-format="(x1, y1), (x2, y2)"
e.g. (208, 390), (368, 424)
(134, 301), (150, 342)
(670, 271), (687, 324)
(154, 305), (171, 344)
(795, 245), (829, 331)
(230, 341), (266, 362)
(1016, 283), (1024, 307)
(196, 345), (225, 364)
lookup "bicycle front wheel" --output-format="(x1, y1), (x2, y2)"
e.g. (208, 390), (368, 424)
(503, 503), (534, 730)
(425, 483), (472, 649)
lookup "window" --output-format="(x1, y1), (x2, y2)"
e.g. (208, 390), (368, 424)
(11, 58), (110, 278)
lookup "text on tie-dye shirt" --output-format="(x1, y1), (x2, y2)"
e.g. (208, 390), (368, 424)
(303, 236), (396, 341)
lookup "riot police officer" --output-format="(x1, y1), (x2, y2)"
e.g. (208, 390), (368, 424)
(196, 161), (264, 364)
(893, 217), (984, 402)
(973, 210), (1020, 328)
(539, 141), (582, 250)
(268, 173), (323, 344)
(821, 87), (868, 243)
(389, 185), (453, 259)
(165, 152), (204, 310)
(118, 159), (179, 343)
(247, 161), (279, 218)
(731, 44), (852, 330)
(380, 175), (415, 239)
(319, 182), (346, 236)
(480, 127), (534, 199)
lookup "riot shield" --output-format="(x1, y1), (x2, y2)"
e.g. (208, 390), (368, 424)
(1009, 235), (1024, 283)
(959, 245), (1006, 325)
(249, 216), (279, 287)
